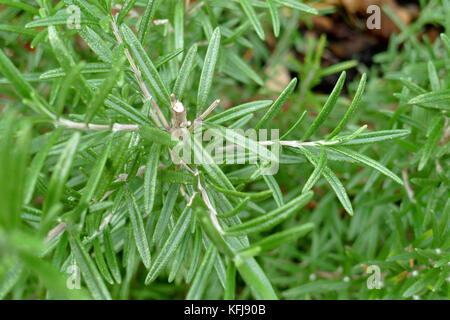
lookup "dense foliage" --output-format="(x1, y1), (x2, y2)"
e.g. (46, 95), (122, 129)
(0, 0), (448, 300)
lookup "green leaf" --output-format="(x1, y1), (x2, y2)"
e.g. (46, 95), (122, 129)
(43, 132), (80, 215)
(173, 1), (184, 58)
(327, 73), (367, 139)
(208, 184), (272, 199)
(85, 0), (109, 14)
(0, 261), (24, 299)
(225, 191), (313, 236)
(40, 63), (112, 80)
(266, 0), (280, 37)
(18, 249), (89, 299)
(0, 0), (39, 14)
(24, 129), (62, 204)
(72, 0), (104, 20)
(329, 146), (403, 185)
(302, 146), (326, 193)
(194, 199), (277, 299)
(224, 259), (236, 299)
(418, 116), (445, 171)
(154, 48), (184, 68)
(205, 123), (279, 164)
(104, 95), (152, 126)
(173, 43), (197, 100)
(138, 0), (160, 44)
(408, 89), (450, 110)
(186, 243), (218, 299)
(47, 26), (92, 104)
(160, 170), (195, 185)
(238, 222), (314, 256)
(441, 33), (450, 51)
(0, 49), (54, 118)
(302, 71), (346, 141)
(223, 20), (252, 45)
(209, 100), (273, 124)
(145, 207), (192, 284)
(78, 26), (113, 63)
(144, 144), (161, 215)
(403, 269), (440, 297)
(71, 136), (113, 221)
(168, 231), (190, 282)
(319, 60), (358, 77)
(117, 0), (139, 24)
(238, 0), (265, 40)
(192, 136), (235, 190)
(25, 15), (99, 28)
(197, 27), (221, 113)
(125, 187), (151, 268)
(340, 129), (410, 146)
(86, 46), (126, 122)
(69, 233), (112, 300)
(298, 146), (353, 215)
(399, 78), (427, 95)
(153, 183), (179, 243)
(255, 78), (297, 130)
(92, 235), (114, 285)
(225, 50), (264, 86)
(0, 49), (32, 99)
(121, 24), (170, 108)
(263, 175), (284, 207)
(103, 227), (122, 284)
(233, 257), (278, 300)
(218, 198), (250, 218)
(139, 125), (179, 148)
(55, 62), (86, 116)
(273, 0), (318, 15)
(283, 280), (350, 298)
(186, 228), (202, 283)
(280, 110), (307, 139)
(323, 125), (367, 146)
(0, 115), (31, 229)
(0, 24), (38, 36)
(427, 61), (441, 91)
(229, 114), (254, 128)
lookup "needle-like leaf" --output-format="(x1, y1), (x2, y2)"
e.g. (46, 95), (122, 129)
(302, 72), (346, 141)
(302, 146), (326, 193)
(43, 132), (80, 215)
(238, 0), (265, 40)
(69, 233), (112, 300)
(327, 73), (367, 140)
(144, 144), (161, 215)
(125, 187), (151, 268)
(197, 27), (221, 113)
(225, 191), (313, 236)
(153, 183), (180, 242)
(329, 146), (403, 185)
(266, 0), (280, 37)
(173, 43), (197, 100)
(145, 207), (192, 284)
(121, 24), (171, 107)
(255, 78), (297, 130)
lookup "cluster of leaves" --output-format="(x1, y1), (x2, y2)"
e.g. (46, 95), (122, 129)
(0, 0), (447, 300)
(262, 1), (450, 300)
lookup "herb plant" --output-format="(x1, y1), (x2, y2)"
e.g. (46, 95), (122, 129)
(0, 0), (448, 300)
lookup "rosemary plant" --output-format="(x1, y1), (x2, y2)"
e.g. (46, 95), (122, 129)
(0, 0), (448, 300)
